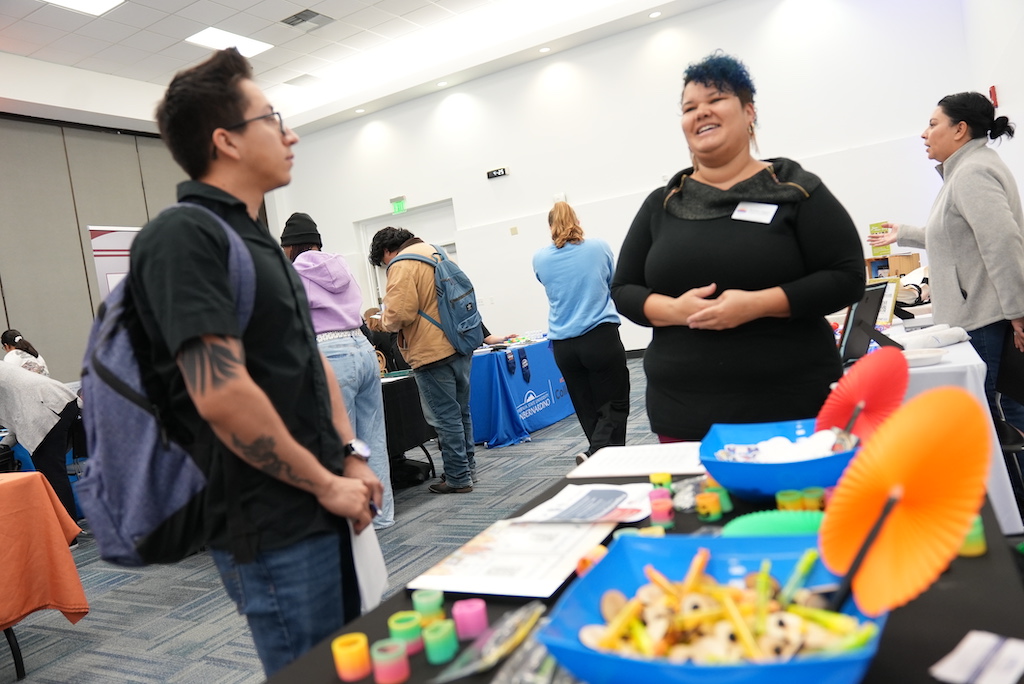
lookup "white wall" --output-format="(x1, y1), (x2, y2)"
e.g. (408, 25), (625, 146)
(267, 0), (1015, 350)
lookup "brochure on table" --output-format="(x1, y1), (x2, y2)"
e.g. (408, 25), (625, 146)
(406, 519), (615, 598)
(568, 442), (706, 478)
(509, 483), (653, 524)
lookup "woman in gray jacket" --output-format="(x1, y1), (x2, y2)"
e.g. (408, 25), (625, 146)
(869, 91), (1024, 427)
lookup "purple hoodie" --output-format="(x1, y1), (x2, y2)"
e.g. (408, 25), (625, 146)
(292, 251), (364, 334)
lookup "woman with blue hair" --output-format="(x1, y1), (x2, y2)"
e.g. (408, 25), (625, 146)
(612, 52), (865, 442)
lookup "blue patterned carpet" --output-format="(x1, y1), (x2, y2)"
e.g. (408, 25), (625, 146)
(1, 359), (653, 683)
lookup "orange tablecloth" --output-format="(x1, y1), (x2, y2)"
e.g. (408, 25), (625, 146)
(0, 472), (89, 631)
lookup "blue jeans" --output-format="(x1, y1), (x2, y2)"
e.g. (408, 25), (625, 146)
(969, 320), (1024, 429)
(414, 354), (476, 488)
(211, 533), (346, 677)
(320, 335), (394, 528)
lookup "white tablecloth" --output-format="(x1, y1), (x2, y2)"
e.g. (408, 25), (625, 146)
(904, 341), (1022, 535)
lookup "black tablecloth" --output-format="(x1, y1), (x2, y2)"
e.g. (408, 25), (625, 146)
(268, 478), (1024, 683)
(381, 376), (435, 463)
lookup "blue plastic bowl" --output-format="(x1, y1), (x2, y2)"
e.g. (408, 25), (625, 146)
(537, 535), (884, 684)
(699, 419), (858, 501)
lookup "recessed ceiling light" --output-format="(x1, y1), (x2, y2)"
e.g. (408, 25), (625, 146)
(45, 0), (124, 15)
(437, 81), (448, 87)
(539, 47), (551, 53)
(355, 108), (365, 113)
(186, 27), (273, 58)
(649, 11), (662, 18)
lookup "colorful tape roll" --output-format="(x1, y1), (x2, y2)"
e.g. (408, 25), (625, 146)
(371, 638), (410, 684)
(423, 619), (459, 665)
(776, 489), (803, 511)
(451, 598), (489, 640)
(411, 589), (445, 626)
(332, 633), (372, 682)
(694, 491), (722, 522)
(387, 610), (424, 655)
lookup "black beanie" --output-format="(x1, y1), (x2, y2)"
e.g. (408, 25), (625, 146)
(280, 212), (322, 247)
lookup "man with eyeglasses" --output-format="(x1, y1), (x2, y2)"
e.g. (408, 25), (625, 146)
(126, 48), (383, 676)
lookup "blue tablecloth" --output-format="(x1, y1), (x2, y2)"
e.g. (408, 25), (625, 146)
(469, 340), (575, 448)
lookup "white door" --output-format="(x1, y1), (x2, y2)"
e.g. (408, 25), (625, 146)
(356, 199), (457, 306)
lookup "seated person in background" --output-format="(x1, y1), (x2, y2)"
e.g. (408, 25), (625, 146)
(2, 329), (49, 376)
(363, 308), (411, 373)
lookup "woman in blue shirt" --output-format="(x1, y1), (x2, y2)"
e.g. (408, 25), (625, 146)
(533, 202), (630, 463)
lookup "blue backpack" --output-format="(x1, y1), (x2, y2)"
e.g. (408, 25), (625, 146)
(77, 203), (255, 566)
(388, 244), (484, 356)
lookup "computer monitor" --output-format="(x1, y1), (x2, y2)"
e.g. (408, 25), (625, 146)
(838, 282), (904, 365)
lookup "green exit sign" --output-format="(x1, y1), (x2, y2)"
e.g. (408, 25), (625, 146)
(390, 195), (407, 214)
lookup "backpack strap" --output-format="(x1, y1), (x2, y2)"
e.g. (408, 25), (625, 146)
(165, 202), (256, 332)
(386, 250), (444, 332)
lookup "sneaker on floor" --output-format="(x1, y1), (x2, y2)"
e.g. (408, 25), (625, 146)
(428, 482), (473, 494)
(575, 452), (590, 466)
(441, 471), (479, 484)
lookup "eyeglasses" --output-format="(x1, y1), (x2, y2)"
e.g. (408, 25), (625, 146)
(223, 111), (287, 136)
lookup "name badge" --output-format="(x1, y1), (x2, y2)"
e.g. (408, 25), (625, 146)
(732, 201), (778, 224)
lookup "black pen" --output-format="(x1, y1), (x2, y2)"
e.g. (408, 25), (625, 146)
(369, 501), (381, 518)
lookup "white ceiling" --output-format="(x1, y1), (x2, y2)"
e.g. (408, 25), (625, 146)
(0, 0), (718, 132)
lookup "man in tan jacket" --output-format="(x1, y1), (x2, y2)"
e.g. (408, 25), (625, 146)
(368, 227), (477, 493)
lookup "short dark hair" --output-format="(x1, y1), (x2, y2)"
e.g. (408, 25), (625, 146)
(156, 48), (252, 180)
(683, 51), (756, 107)
(938, 91), (1015, 141)
(368, 227), (414, 267)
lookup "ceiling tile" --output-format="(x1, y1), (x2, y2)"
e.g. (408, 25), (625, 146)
(370, 16), (416, 38)
(104, 3), (168, 30)
(146, 14), (207, 39)
(120, 28), (180, 52)
(247, 44), (301, 67)
(215, 11), (273, 35)
(48, 31), (108, 57)
(29, 44), (85, 65)
(133, 0), (196, 11)
(0, 0), (46, 21)
(0, 19), (66, 46)
(372, 0), (431, 15)
(310, 0), (370, 18)
(278, 52), (331, 73)
(246, 0), (305, 23)
(278, 31), (333, 54)
(252, 64), (304, 86)
(0, 15), (18, 31)
(250, 21), (304, 44)
(158, 40), (212, 61)
(75, 55), (125, 74)
(343, 5), (391, 29)
(92, 42), (151, 65)
(339, 29), (386, 50)
(113, 52), (188, 80)
(214, 0), (266, 9)
(0, 35), (45, 56)
(308, 19), (361, 41)
(178, 0), (238, 25)
(309, 40), (356, 61)
(77, 17), (140, 42)
(434, 0), (490, 14)
(24, 5), (93, 32)
(401, 3), (452, 25)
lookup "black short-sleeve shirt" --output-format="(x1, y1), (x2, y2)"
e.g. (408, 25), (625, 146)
(128, 181), (344, 552)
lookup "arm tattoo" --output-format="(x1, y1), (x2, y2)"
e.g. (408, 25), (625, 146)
(179, 337), (244, 395)
(231, 433), (316, 489)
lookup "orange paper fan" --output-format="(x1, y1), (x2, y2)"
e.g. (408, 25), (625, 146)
(818, 386), (991, 617)
(817, 346), (908, 441)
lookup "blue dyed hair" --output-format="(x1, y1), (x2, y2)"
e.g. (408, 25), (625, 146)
(683, 52), (756, 106)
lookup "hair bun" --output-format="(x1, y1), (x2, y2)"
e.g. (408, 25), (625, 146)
(991, 116), (1013, 139)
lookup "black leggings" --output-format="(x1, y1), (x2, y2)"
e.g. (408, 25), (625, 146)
(551, 323), (630, 455)
(33, 400), (80, 521)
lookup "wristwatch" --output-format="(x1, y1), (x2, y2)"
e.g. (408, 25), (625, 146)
(343, 438), (371, 462)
